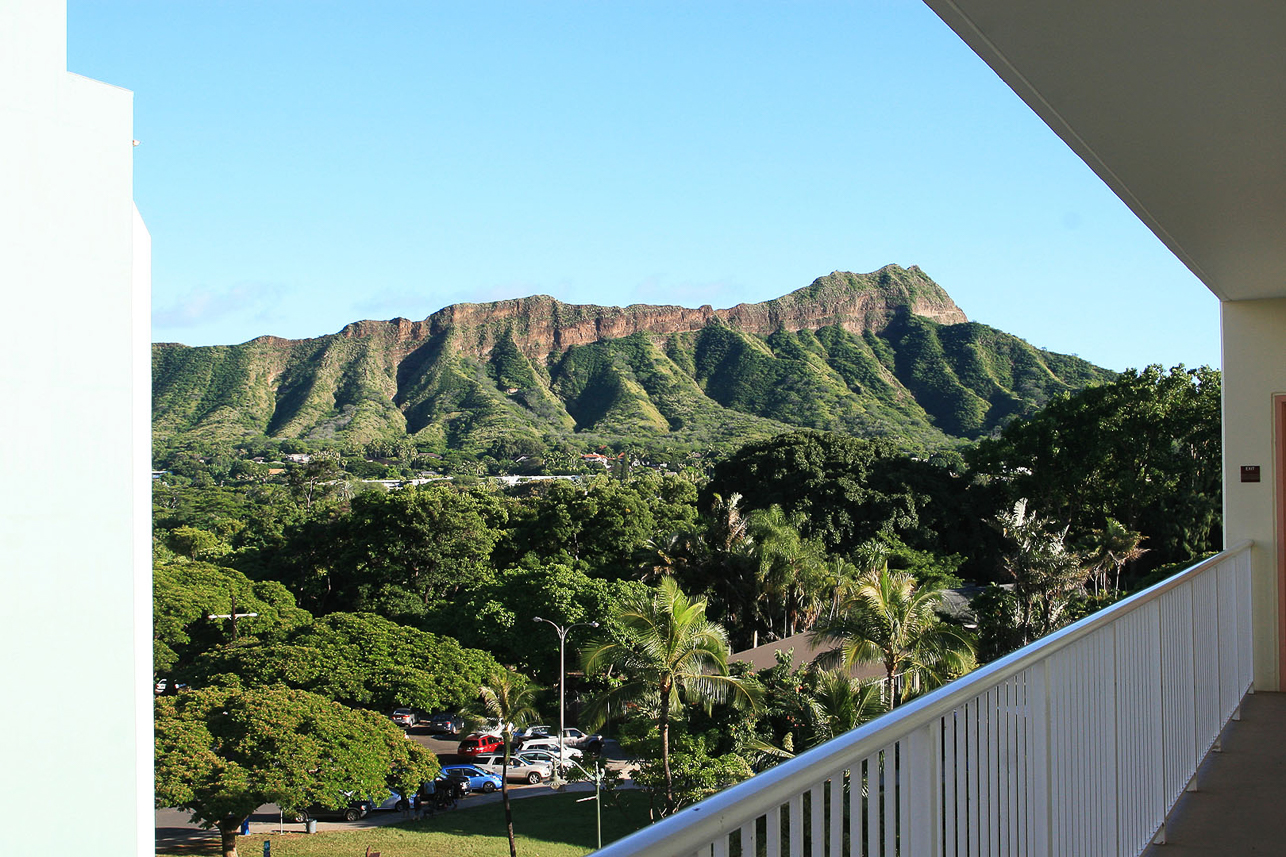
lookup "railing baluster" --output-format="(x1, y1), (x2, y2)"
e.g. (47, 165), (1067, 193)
(905, 723), (939, 856)
(1030, 660), (1050, 857)
(884, 744), (896, 857)
(968, 696), (980, 857)
(767, 804), (782, 857)
(943, 713), (956, 857)
(811, 782), (824, 857)
(988, 683), (1000, 855)
(865, 752), (879, 857)
(849, 762), (861, 857)
(829, 771), (843, 857)
(790, 792), (804, 857)
(954, 705), (967, 857)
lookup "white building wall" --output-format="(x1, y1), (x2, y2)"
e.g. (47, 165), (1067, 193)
(1221, 298), (1286, 692)
(0, 2), (150, 854)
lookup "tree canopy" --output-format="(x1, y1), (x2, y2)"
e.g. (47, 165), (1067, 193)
(155, 684), (438, 857)
(968, 365), (1221, 576)
(153, 560), (310, 676)
(188, 611), (503, 714)
(703, 430), (1004, 578)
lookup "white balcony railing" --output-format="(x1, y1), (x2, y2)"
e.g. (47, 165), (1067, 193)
(595, 541), (1253, 857)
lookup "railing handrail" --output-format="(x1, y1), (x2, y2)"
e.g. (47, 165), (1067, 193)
(592, 541), (1253, 856)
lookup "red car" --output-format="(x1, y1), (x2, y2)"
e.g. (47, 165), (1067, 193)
(457, 733), (503, 756)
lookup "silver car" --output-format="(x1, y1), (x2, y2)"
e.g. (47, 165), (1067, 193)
(473, 754), (553, 784)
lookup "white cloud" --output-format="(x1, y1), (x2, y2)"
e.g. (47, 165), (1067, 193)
(153, 281), (290, 329)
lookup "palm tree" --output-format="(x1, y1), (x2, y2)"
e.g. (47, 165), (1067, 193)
(997, 499), (1092, 641)
(747, 505), (829, 638)
(581, 577), (760, 815)
(806, 669), (887, 744)
(709, 492), (749, 555)
(469, 670), (540, 857)
(1084, 518), (1149, 594)
(815, 567), (975, 707)
(825, 556), (862, 622)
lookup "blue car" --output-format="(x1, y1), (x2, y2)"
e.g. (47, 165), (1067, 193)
(441, 764), (502, 793)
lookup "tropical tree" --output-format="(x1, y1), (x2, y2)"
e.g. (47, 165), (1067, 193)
(627, 491), (761, 648)
(1083, 518), (1149, 594)
(968, 364), (1222, 576)
(815, 568), (975, 707)
(339, 483), (506, 614)
(746, 505), (829, 638)
(996, 499), (1092, 643)
(806, 669), (887, 744)
(581, 577), (760, 815)
(155, 684), (438, 857)
(188, 611), (505, 715)
(468, 670), (540, 857)
(153, 560), (310, 676)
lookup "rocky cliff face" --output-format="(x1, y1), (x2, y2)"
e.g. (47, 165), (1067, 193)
(327, 264), (966, 360)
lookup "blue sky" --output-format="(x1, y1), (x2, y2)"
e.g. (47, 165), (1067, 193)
(69, 1), (1218, 372)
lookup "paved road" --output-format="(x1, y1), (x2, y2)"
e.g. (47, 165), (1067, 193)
(156, 727), (633, 848)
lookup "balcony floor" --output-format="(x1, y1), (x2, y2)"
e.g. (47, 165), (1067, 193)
(1144, 691), (1286, 855)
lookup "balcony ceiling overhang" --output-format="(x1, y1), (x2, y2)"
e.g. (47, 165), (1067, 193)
(923, 0), (1286, 302)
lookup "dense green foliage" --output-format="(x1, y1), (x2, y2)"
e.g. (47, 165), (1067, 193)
(703, 431), (1006, 581)
(969, 365), (1222, 576)
(153, 358), (1224, 851)
(153, 560), (311, 674)
(189, 612), (505, 715)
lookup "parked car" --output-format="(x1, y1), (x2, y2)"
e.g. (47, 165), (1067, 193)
(441, 764), (503, 793)
(516, 749), (571, 772)
(513, 724), (551, 742)
(473, 753), (553, 784)
(153, 678), (188, 695)
(363, 790), (407, 812)
(391, 708), (418, 728)
(292, 802), (369, 822)
(518, 738), (582, 761)
(425, 712), (465, 736)
(457, 733), (504, 756)
(559, 728), (603, 749)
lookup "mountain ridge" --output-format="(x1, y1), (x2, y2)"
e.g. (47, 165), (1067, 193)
(152, 265), (1110, 453)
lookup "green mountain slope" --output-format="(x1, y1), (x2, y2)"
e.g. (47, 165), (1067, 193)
(152, 265), (1114, 452)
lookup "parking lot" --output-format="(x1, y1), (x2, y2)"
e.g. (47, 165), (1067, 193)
(156, 725), (633, 847)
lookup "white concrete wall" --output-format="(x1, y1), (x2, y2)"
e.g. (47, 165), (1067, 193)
(1221, 298), (1286, 692)
(0, 2), (150, 854)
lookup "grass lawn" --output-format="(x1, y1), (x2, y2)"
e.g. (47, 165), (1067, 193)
(157, 791), (653, 857)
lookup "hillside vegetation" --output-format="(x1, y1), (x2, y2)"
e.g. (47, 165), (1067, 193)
(153, 266), (1112, 454)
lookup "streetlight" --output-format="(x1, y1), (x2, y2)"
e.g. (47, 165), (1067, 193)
(532, 616), (599, 774)
(570, 759), (605, 850)
(207, 588), (258, 640)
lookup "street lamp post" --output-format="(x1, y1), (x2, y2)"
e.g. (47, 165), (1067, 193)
(532, 616), (599, 774)
(207, 589), (258, 640)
